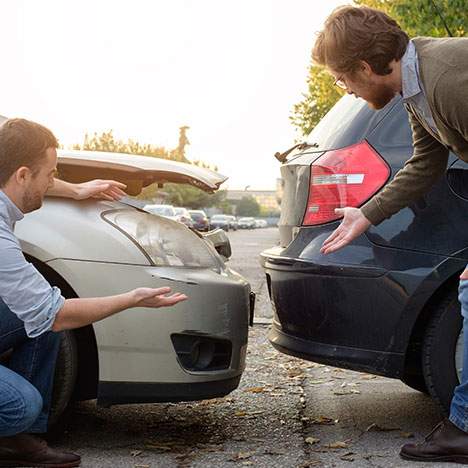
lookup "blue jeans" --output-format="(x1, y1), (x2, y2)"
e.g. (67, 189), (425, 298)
(0, 299), (61, 436)
(450, 279), (468, 432)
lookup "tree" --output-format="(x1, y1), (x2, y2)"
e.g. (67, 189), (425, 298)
(291, 0), (467, 137)
(237, 196), (260, 217)
(73, 129), (223, 208)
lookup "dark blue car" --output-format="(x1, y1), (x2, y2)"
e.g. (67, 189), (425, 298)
(261, 94), (468, 413)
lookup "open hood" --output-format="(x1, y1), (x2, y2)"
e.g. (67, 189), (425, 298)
(57, 149), (227, 195)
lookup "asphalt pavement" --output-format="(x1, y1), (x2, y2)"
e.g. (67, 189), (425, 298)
(54, 227), (461, 467)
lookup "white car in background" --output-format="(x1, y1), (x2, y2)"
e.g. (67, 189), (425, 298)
(14, 150), (254, 424)
(143, 203), (178, 221)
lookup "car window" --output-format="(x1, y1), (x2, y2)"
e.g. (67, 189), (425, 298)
(306, 94), (398, 150)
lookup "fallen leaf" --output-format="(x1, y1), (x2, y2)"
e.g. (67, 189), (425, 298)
(300, 461), (321, 467)
(308, 379), (328, 385)
(365, 423), (400, 432)
(361, 374), (377, 380)
(264, 448), (286, 455)
(235, 411), (247, 417)
(130, 450), (142, 457)
(134, 465), (150, 468)
(244, 386), (265, 393)
(399, 431), (415, 438)
(325, 441), (350, 449)
(333, 389), (361, 395)
(305, 437), (320, 445)
(311, 416), (338, 425)
(231, 451), (254, 461)
(340, 451), (356, 461)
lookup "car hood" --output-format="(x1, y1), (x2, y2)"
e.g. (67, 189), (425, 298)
(57, 149), (227, 195)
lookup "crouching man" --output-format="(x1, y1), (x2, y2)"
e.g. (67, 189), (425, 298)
(0, 118), (187, 467)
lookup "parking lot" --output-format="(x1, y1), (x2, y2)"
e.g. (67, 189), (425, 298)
(55, 227), (450, 468)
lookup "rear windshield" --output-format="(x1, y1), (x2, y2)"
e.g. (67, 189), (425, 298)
(305, 94), (398, 150)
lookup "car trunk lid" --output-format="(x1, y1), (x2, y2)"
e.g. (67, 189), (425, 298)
(57, 149), (227, 195)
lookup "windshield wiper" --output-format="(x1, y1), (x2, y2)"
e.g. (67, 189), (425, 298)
(274, 142), (318, 163)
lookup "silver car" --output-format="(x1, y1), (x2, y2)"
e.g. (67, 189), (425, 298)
(15, 150), (253, 423)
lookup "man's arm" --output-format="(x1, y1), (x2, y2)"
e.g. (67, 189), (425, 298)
(321, 111), (449, 254)
(361, 110), (449, 225)
(47, 178), (127, 201)
(51, 287), (187, 332)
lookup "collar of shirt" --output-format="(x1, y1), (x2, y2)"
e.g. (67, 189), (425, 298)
(400, 40), (422, 101)
(0, 190), (24, 229)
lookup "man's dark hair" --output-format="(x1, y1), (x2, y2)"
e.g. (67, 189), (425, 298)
(0, 118), (58, 187)
(313, 5), (409, 75)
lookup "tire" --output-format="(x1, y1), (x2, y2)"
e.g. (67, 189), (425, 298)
(422, 290), (463, 415)
(401, 372), (429, 394)
(48, 331), (78, 427)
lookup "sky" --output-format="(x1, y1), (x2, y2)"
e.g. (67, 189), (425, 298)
(1, 0), (347, 190)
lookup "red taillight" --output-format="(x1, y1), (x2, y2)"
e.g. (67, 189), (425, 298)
(302, 141), (390, 226)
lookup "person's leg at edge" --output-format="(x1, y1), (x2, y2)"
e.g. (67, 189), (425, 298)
(0, 298), (61, 434)
(0, 299), (80, 466)
(449, 278), (468, 431)
(400, 273), (468, 464)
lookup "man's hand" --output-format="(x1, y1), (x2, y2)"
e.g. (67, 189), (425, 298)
(72, 179), (127, 201)
(320, 207), (371, 254)
(132, 287), (188, 308)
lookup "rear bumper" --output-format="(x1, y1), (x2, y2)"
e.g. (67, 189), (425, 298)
(261, 227), (465, 378)
(269, 325), (404, 377)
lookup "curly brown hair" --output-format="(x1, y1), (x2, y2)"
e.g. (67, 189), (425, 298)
(312, 5), (409, 75)
(0, 118), (58, 186)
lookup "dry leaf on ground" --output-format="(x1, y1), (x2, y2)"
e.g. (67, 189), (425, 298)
(231, 451), (254, 461)
(311, 416), (338, 425)
(305, 437), (320, 445)
(325, 441), (350, 449)
(340, 451), (356, 461)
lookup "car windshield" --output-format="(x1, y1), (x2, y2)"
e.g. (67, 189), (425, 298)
(174, 208), (186, 215)
(305, 94), (396, 150)
(212, 215), (228, 221)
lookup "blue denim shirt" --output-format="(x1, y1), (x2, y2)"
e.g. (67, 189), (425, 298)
(0, 190), (64, 337)
(401, 40), (439, 136)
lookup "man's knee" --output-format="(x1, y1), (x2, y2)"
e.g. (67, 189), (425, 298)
(0, 378), (43, 436)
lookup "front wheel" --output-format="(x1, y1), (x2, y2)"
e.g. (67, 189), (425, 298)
(48, 331), (78, 428)
(422, 290), (463, 415)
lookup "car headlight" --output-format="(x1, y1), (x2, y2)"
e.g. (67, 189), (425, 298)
(103, 209), (223, 269)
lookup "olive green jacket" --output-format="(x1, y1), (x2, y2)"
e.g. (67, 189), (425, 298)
(361, 36), (468, 225)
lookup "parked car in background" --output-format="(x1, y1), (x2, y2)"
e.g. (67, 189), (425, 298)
(13, 149), (252, 424)
(238, 217), (256, 229)
(189, 210), (210, 232)
(210, 214), (231, 231)
(174, 207), (194, 228)
(143, 203), (178, 221)
(254, 219), (268, 228)
(226, 215), (238, 231)
(261, 93), (468, 414)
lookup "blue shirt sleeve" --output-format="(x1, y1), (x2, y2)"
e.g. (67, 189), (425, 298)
(0, 220), (64, 338)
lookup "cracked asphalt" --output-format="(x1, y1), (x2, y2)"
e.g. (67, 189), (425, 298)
(52, 227), (459, 467)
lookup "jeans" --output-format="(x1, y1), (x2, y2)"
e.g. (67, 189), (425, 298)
(450, 279), (468, 432)
(0, 299), (61, 436)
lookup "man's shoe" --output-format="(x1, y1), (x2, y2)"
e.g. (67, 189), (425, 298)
(0, 433), (80, 467)
(400, 419), (468, 464)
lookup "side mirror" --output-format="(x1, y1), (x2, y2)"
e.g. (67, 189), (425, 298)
(202, 228), (232, 261)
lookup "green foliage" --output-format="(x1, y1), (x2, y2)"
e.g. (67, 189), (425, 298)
(74, 129), (222, 208)
(163, 184), (227, 210)
(291, 66), (345, 137)
(237, 196), (261, 217)
(291, 0), (467, 137)
(355, 0), (466, 37)
(74, 130), (174, 159)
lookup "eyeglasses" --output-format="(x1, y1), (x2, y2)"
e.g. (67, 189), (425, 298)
(333, 74), (347, 90)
